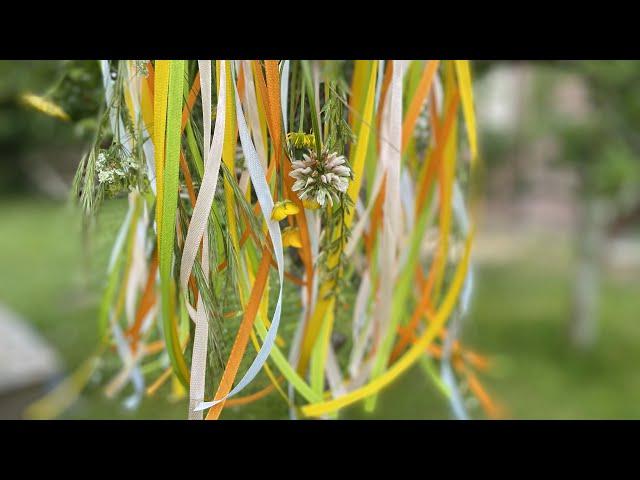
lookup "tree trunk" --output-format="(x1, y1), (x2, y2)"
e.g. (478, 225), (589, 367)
(569, 195), (605, 349)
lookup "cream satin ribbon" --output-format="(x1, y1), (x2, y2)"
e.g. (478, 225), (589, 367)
(180, 60), (227, 419)
(400, 169), (416, 233)
(186, 60), (214, 419)
(365, 60), (403, 410)
(180, 60), (225, 321)
(345, 62), (408, 258)
(195, 63), (284, 411)
(280, 60), (290, 134)
(193, 62), (214, 419)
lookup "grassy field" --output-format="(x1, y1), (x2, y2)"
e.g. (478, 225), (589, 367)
(1, 196), (639, 419)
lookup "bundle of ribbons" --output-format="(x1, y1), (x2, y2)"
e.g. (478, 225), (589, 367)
(28, 60), (502, 420)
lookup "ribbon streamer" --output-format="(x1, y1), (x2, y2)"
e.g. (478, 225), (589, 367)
(195, 64), (285, 412)
(60, 59), (490, 421)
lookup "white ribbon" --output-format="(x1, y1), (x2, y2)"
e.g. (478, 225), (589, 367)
(179, 60), (226, 418)
(371, 60), (403, 355)
(241, 61), (268, 170)
(180, 61), (225, 319)
(400, 169), (416, 233)
(195, 63), (284, 411)
(280, 60), (290, 133)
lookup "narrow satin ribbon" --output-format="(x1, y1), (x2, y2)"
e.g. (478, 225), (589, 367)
(280, 60), (290, 134)
(454, 60), (478, 164)
(186, 60), (215, 419)
(179, 61), (226, 319)
(365, 60), (403, 412)
(158, 60), (190, 387)
(440, 179), (474, 419)
(301, 230), (474, 417)
(195, 64), (285, 411)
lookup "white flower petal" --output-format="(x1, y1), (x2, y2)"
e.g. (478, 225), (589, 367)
(333, 166), (351, 177)
(291, 161), (306, 169)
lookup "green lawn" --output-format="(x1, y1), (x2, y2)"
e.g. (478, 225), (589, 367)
(1, 196), (639, 419)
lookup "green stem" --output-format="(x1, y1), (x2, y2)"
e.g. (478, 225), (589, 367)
(302, 60), (322, 158)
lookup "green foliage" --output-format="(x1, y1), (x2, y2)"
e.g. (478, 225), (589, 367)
(0, 60), (103, 195)
(558, 61), (640, 198)
(593, 140), (640, 197)
(476, 61), (640, 201)
(322, 81), (354, 155)
(49, 60), (103, 126)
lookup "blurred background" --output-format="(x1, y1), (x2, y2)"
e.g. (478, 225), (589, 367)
(1, 60), (639, 419)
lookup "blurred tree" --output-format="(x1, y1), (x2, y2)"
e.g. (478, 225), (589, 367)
(559, 61), (640, 349)
(476, 60), (640, 349)
(0, 60), (102, 195)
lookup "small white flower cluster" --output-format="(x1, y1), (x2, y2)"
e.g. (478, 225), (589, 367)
(97, 152), (115, 184)
(290, 150), (351, 207)
(135, 60), (149, 77)
(96, 148), (137, 190)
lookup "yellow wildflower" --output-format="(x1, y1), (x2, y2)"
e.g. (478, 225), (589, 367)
(271, 200), (300, 221)
(21, 93), (70, 121)
(282, 227), (302, 248)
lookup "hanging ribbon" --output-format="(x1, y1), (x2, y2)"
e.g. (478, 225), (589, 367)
(179, 60), (227, 417)
(158, 60), (190, 387)
(301, 230), (474, 417)
(364, 60), (404, 412)
(183, 60), (214, 419)
(195, 63), (285, 412)
(454, 60), (478, 164)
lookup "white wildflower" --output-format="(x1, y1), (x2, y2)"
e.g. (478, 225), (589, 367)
(135, 60), (149, 77)
(95, 146), (140, 195)
(289, 150), (352, 208)
(96, 152), (107, 170)
(98, 169), (115, 184)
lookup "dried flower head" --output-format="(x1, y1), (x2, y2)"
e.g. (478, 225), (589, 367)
(290, 150), (352, 208)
